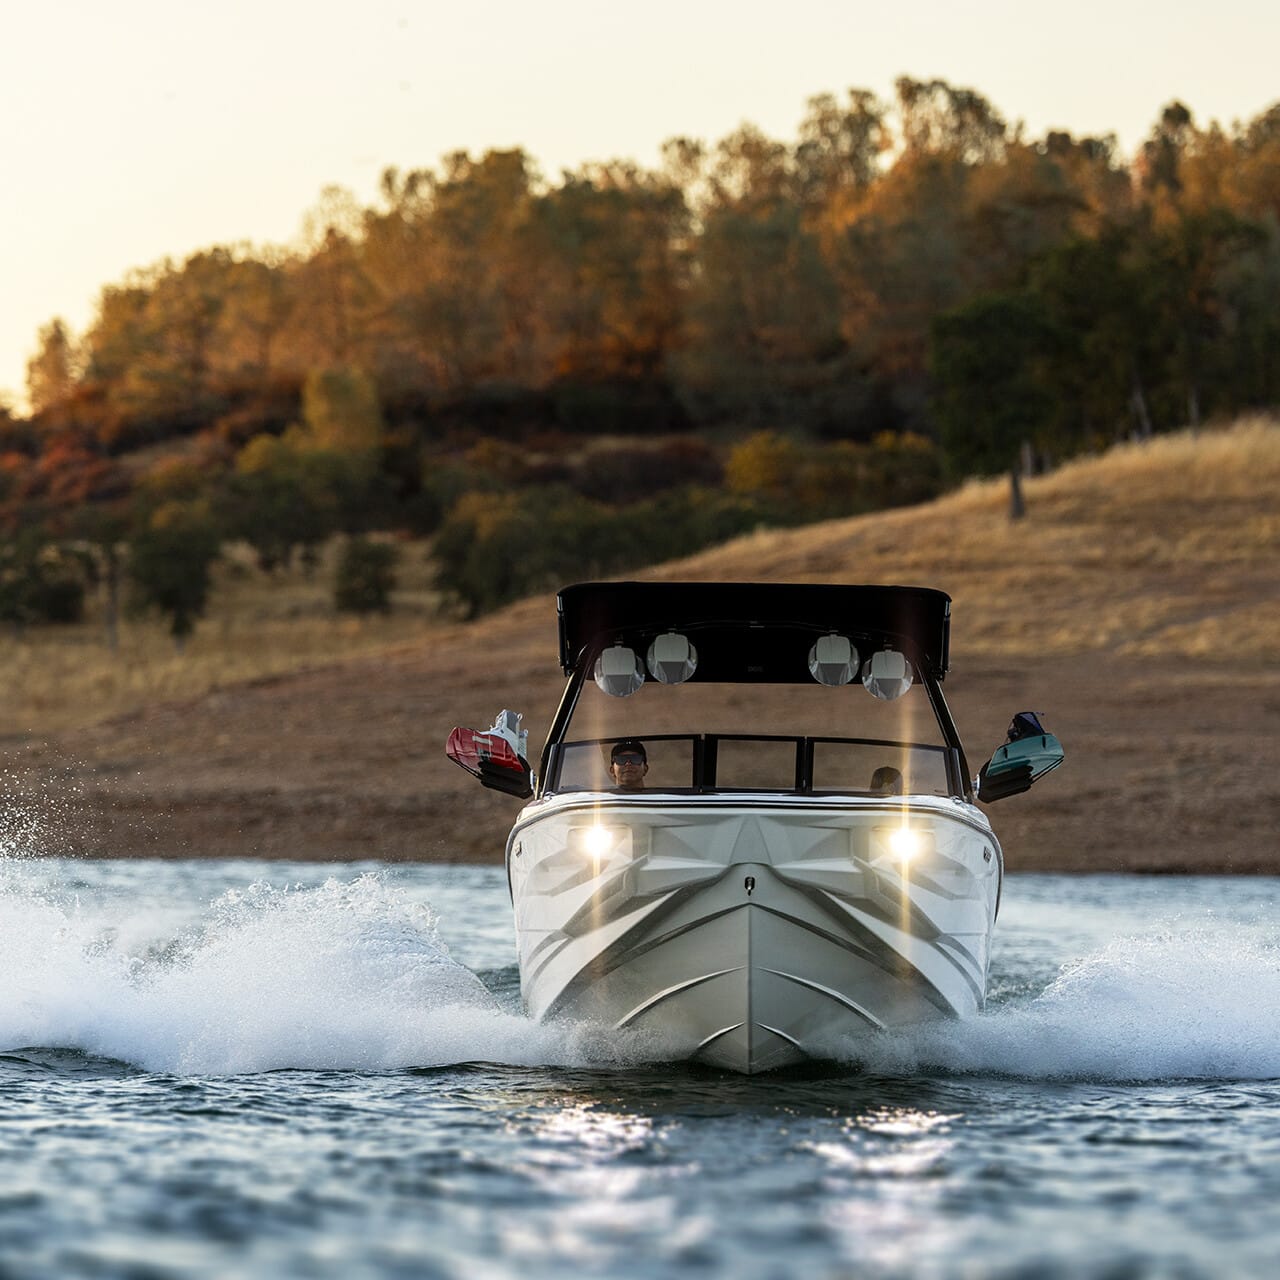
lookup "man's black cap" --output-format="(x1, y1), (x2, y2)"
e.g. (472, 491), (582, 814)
(611, 739), (647, 762)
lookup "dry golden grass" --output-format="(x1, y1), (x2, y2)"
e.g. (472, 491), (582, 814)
(3, 417), (1276, 737)
(0, 614), (441, 735)
(0, 539), (444, 735)
(650, 416), (1280, 664)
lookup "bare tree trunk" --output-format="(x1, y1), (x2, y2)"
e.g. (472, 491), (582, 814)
(1131, 375), (1153, 439)
(1009, 465), (1026, 521)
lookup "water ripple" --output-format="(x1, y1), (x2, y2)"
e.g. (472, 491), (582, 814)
(2, 862), (1280, 1278)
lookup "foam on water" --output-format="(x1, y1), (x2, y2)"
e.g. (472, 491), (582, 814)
(4, 844), (1279, 1081)
(0, 867), (646, 1075)
(846, 928), (1280, 1081)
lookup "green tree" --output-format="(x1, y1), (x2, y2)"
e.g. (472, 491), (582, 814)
(432, 490), (550, 617)
(223, 433), (350, 572)
(0, 533), (87, 632)
(931, 291), (1054, 511)
(678, 125), (848, 427)
(300, 366), (384, 459)
(725, 431), (942, 520)
(433, 484), (769, 617)
(127, 501), (220, 648)
(1212, 217), (1280, 409)
(334, 536), (398, 613)
(1143, 209), (1267, 427)
(1028, 225), (1161, 443)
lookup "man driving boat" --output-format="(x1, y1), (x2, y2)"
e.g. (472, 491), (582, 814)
(609, 740), (648, 789)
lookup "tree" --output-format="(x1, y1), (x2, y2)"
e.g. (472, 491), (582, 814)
(83, 281), (150, 386)
(895, 77), (1008, 166)
(286, 185), (369, 370)
(831, 148), (973, 393)
(1212, 217), (1280, 410)
(1143, 209), (1267, 428)
(1138, 101), (1195, 206)
(0, 533), (87, 632)
(223, 433), (349, 572)
(1028, 225), (1162, 443)
(300, 366), (383, 459)
(794, 89), (889, 219)
(706, 124), (794, 207)
(127, 501), (220, 648)
(964, 136), (1130, 286)
(1233, 102), (1280, 220)
(536, 163), (689, 384)
(360, 150), (548, 393)
(216, 252), (296, 380)
(678, 125), (849, 427)
(26, 319), (79, 414)
(96, 253), (236, 429)
(931, 291), (1055, 514)
(334, 536), (398, 613)
(69, 505), (132, 651)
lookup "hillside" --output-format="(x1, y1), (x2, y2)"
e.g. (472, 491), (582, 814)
(3, 419), (1277, 872)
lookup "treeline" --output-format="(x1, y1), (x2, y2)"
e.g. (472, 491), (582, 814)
(4, 79), (1280, 627)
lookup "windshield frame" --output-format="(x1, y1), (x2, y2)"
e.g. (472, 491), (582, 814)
(544, 732), (963, 798)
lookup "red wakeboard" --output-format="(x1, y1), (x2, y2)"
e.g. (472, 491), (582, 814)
(446, 725), (525, 778)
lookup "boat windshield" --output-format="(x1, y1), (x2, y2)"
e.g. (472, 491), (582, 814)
(548, 674), (958, 797)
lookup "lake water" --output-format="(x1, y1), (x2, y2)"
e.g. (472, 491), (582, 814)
(2, 854), (1280, 1279)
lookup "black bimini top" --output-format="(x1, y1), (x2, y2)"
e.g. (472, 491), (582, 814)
(557, 582), (952, 683)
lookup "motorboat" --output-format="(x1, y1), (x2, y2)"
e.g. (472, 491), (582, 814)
(447, 582), (1063, 1073)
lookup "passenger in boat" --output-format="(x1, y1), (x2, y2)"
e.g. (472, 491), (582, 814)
(609, 740), (649, 790)
(870, 766), (903, 795)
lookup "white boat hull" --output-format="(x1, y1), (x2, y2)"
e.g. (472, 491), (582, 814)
(507, 794), (1002, 1073)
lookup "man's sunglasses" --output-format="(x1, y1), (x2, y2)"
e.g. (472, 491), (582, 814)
(613, 753), (645, 766)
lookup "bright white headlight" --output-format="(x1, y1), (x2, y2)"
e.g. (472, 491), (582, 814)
(568, 825), (628, 862)
(888, 827), (923, 861)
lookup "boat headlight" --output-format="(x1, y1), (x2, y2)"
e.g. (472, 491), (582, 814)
(888, 827), (923, 861)
(568, 824), (631, 863)
(871, 824), (935, 864)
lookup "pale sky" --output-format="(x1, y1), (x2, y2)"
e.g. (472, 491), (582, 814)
(3, 0), (1277, 409)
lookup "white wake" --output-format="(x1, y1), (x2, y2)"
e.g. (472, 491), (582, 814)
(843, 928), (1280, 1081)
(4, 848), (1278, 1080)
(0, 868), (645, 1074)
